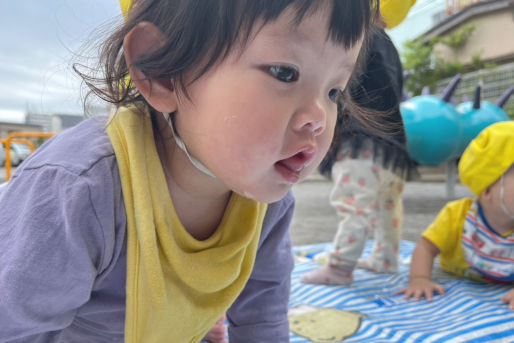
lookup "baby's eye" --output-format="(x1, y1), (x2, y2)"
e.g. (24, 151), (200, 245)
(329, 88), (342, 103)
(268, 65), (299, 83)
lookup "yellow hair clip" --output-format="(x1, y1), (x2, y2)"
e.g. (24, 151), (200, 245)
(380, 0), (417, 29)
(119, 0), (134, 90)
(119, 0), (133, 20)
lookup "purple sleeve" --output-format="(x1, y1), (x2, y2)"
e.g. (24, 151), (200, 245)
(227, 192), (295, 343)
(0, 164), (109, 340)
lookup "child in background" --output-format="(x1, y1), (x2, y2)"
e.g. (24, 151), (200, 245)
(0, 1), (380, 342)
(397, 121), (514, 310)
(301, 1), (418, 286)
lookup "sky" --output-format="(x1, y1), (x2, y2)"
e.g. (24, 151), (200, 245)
(0, 0), (445, 123)
(388, 0), (446, 51)
(0, 0), (120, 122)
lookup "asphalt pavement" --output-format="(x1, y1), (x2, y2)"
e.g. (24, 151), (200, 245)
(290, 178), (473, 246)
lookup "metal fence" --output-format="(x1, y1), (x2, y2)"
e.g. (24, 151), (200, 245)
(434, 62), (514, 118)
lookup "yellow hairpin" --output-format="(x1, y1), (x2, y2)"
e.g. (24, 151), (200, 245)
(380, 0), (417, 29)
(119, 0), (133, 20)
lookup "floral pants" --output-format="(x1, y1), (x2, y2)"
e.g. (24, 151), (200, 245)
(328, 148), (405, 273)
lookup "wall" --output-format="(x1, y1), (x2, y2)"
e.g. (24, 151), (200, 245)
(433, 9), (514, 64)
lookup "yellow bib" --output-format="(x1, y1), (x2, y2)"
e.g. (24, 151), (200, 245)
(107, 107), (267, 342)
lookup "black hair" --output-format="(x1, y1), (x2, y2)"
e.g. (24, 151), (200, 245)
(75, 0), (379, 110)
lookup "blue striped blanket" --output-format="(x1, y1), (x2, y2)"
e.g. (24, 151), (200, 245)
(290, 241), (514, 343)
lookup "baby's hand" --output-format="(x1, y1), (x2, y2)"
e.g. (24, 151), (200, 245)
(203, 314), (228, 343)
(395, 277), (445, 302)
(501, 289), (514, 310)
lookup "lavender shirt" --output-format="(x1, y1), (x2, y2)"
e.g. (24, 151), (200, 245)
(0, 116), (294, 343)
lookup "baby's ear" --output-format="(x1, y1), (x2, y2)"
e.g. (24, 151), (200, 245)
(480, 186), (492, 201)
(123, 21), (177, 113)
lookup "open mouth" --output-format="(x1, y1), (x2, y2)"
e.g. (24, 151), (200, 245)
(275, 146), (317, 184)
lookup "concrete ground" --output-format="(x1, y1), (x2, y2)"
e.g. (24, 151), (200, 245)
(290, 178), (473, 246)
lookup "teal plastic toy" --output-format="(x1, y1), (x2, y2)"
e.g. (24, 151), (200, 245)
(400, 75), (462, 166)
(401, 76), (513, 166)
(455, 85), (512, 156)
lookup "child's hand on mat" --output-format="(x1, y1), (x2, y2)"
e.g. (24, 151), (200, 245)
(501, 289), (514, 310)
(395, 277), (445, 302)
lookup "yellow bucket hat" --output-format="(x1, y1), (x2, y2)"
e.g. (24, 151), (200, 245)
(459, 121), (514, 196)
(380, 0), (417, 29)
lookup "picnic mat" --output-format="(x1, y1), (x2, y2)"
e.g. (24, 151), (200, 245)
(289, 241), (514, 343)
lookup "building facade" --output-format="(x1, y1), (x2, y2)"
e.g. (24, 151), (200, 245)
(423, 0), (514, 65)
(0, 122), (42, 139)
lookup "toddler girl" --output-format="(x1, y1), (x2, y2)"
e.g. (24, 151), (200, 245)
(0, 0), (379, 342)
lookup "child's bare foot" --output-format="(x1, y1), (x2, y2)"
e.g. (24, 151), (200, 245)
(203, 314), (228, 343)
(356, 258), (379, 272)
(300, 265), (353, 286)
(357, 258), (397, 273)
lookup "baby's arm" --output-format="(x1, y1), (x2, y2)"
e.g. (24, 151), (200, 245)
(395, 237), (445, 301)
(227, 193), (295, 343)
(501, 289), (514, 311)
(0, 167), (106, 340)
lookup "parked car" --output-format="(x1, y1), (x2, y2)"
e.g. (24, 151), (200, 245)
(10, 143), (31, 166)
(0, 145), (5, 167)
(0, 144), (16, 167)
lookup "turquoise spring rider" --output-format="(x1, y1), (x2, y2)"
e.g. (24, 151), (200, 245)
(401, 76), (513, 166)
(400, 75), (462, 166)
(455, 85), (513, 156)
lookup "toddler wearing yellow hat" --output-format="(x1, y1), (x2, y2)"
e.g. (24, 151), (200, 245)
(396, 121), (514, 310)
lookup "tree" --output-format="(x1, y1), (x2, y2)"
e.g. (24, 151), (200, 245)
(402, 25), (492, 96)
